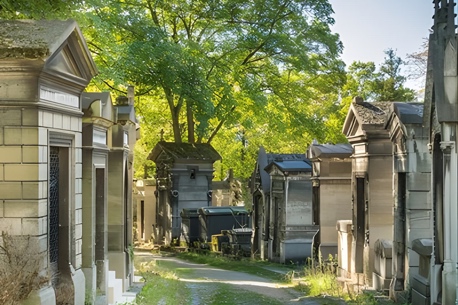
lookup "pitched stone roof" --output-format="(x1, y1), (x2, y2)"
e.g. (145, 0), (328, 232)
(307, 143), (352, 159)
(265, 160), (312, 173)
(148, 141), (221, 162)
(390, 102), (424, 125)
(352, 101), (392, 125)
(0, 19), (77, 59)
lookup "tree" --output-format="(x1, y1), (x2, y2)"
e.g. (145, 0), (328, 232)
(324, 50), (416, 145)
(0, 0), (348, 179)
(79, 0), (345, 146)
(0, 0), (80, 19)
(372, 49), (415, 101)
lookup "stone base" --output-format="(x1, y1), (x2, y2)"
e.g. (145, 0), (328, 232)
(412, 288), (430, 305)
(372, 272), (391, 291)
(72, 268), (86, 305)
(20, 286), (56, 305)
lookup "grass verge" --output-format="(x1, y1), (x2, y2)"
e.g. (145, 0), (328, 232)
(176, 251), (296, 282)
(126, 259), (190, 305)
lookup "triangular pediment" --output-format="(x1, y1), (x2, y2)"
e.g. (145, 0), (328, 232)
(0, 20), (97, 84)
(46, 45), (83, 78)
(47, 45), (83, 77)
(42, 23), (97, 85)
(342, 106), (363, 138)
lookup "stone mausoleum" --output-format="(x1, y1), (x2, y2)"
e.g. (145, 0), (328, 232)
(0, 19), (138, 305)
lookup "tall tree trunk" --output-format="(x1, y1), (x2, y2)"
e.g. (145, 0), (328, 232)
(171, 110), (182, 143)
(164, 89), (182, 143)
(186, 100), (195, 144)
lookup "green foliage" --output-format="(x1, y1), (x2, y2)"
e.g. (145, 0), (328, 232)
(342, 49), (415, 103)
(0, 0), (81, 19)
(79, 0), (344, 145)
(372, 49), (415, 102)
(0, 0), (416, 181)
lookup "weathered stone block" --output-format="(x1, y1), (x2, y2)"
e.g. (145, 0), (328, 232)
(0, 108), (21, 126)
(0, 76), (39, 101)
(75, 148), (82, 163)
(71, 116), (80, 132)
(22, 146), (39, 163)
(22, 128), (39, 145)
(41, 111), (53, 128)
(22, 182), (46, 199)
(4, 127), (22, 145)
(53, 113), (63, 129)
(75, 133), (82, 147)
(38, 127), (47, 145)
(0, 182), (22, 199)
(22, 217), (47, 235)
(76, 208), (82, 224)
(407, 172), (430, 191)
(0, 218), (22, 235)
(0, 146), (21, 162)
(75, 253), (82, 269)
(75, 163), (82, 179)
(406, 190), (431, 210)
(22, 108), (39, 126)
(75, 178), (82, 194)
(4, 200), (46, 217)
(62, 114), (71, 130)
(75, 223), (82, 240)
(4, 164), (40, 181)
(75, 193), (82, 209)
(5, 127), (41, 145)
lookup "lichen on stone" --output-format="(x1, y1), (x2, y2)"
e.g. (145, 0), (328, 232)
(0, 19), (74, 59)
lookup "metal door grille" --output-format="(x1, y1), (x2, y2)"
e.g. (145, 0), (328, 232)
(49, 146), (60, 264)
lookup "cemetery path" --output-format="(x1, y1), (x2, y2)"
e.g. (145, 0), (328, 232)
(134, 252), (347, 305)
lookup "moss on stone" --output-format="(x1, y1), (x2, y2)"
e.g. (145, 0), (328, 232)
(0, 19), (74, 59)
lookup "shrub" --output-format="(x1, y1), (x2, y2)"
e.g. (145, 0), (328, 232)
(0, 231), (49, 305)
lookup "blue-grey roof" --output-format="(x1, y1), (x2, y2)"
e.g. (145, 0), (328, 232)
(198, 206), (248, 215)
(266, 160), (312, 172)
(391, 102), (424, 124)
(307, 143), (352, 159)
(254, 147), (310, 193)
(116, 105), (137, 123)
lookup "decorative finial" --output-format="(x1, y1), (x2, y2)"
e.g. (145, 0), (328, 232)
(353, 96), (364, 105)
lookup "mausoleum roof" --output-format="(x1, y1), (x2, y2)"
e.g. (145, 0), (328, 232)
(307, 142), (352, 159)
(390, 102), (424, 125)
(148, 141), (221, 162)
(0, 19), (77, 59)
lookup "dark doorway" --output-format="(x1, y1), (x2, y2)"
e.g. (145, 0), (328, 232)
(355, 176), (366, 273)
(95, 168), (106, 291)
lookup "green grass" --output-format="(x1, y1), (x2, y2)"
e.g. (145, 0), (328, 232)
(129, 252), (403, 305)
(178, 252), (399, 305)
(177, 251), (295, 282)
(128, 259), (190, 305)
(127, 254), (290, 305)
(203, 283), (284, 305)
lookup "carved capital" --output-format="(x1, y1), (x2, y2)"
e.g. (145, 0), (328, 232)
(440, 141), (455, 154)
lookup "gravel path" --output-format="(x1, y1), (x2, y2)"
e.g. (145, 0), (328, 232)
(135, 252), (347, 305)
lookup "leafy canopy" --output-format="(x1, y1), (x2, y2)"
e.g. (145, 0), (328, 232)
(78, 0), (345, 148)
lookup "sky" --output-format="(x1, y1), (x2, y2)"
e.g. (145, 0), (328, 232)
(328, 0), (433, 88)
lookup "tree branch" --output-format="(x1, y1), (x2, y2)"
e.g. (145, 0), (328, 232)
(207, 105), (236, 144)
